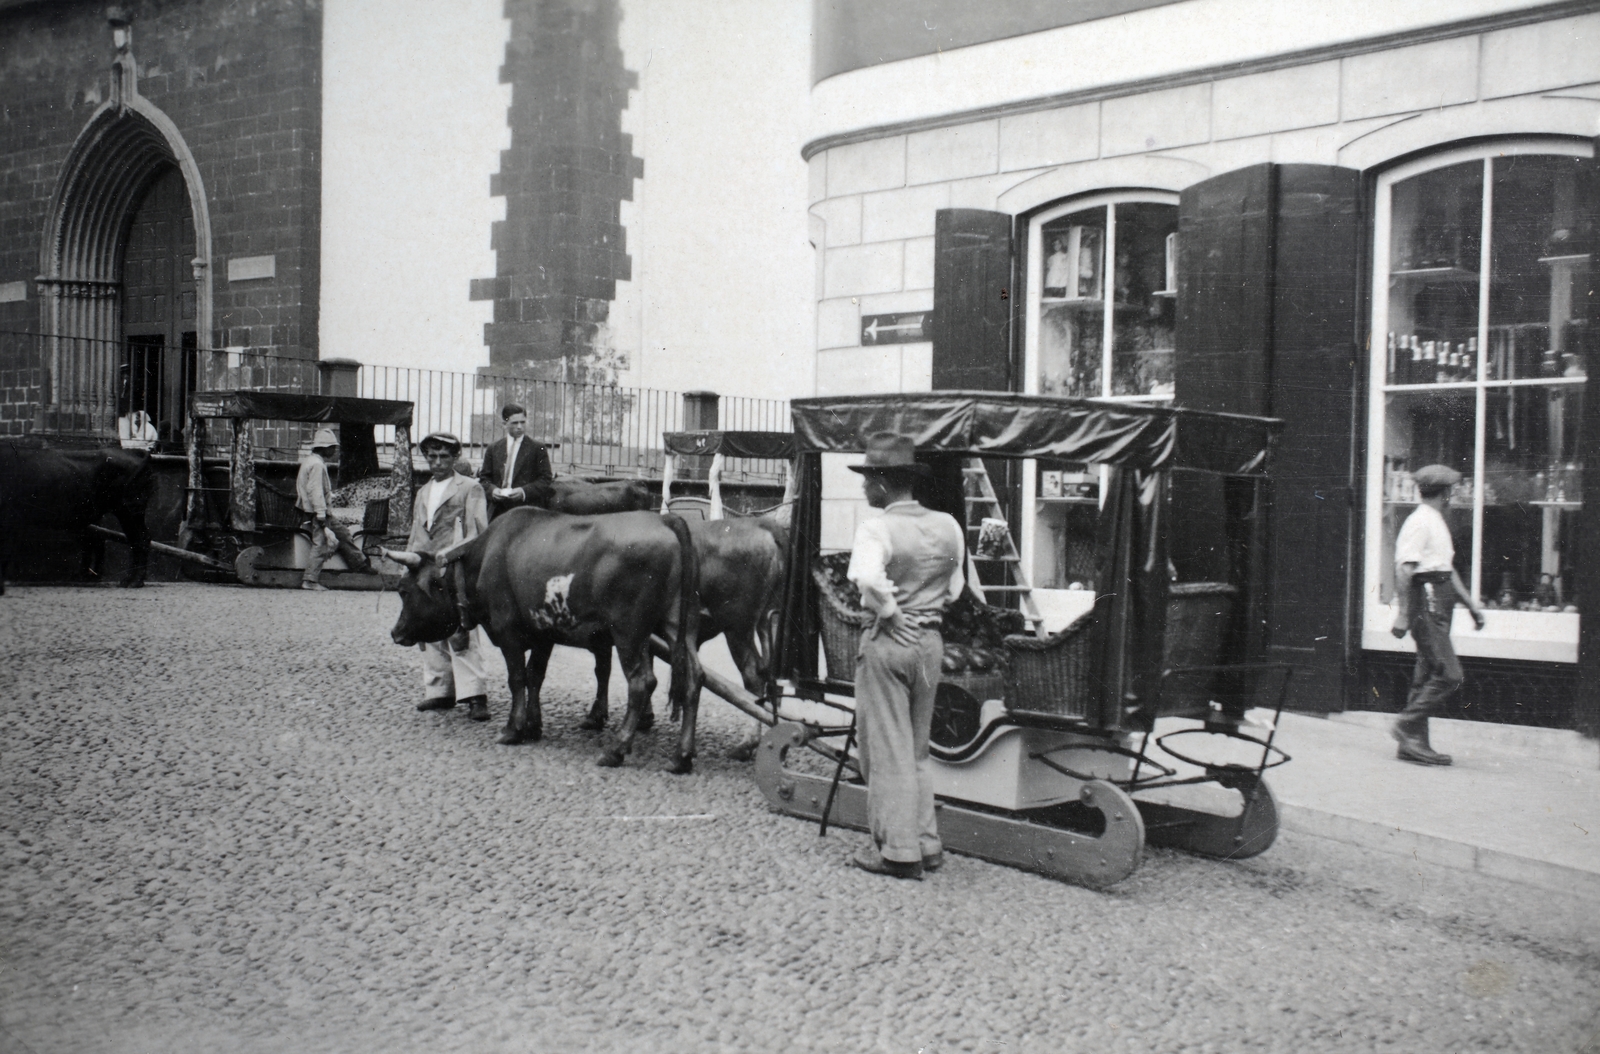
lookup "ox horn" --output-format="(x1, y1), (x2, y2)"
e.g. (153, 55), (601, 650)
(380, 547), (424, 569)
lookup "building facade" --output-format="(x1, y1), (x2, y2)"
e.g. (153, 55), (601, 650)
(805, 0), (1600, 732)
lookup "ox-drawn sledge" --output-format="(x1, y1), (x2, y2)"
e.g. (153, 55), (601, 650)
(668, 393), (1296, 889)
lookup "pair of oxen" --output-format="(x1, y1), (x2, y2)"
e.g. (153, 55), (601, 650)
(381, 479), (786, 774)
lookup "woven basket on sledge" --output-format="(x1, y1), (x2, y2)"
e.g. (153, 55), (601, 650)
(254, 481), (302, 531)
(1160, 581), (1239, 717)
(1002, 613), (1095, 721)
(813, 563), (871, 681)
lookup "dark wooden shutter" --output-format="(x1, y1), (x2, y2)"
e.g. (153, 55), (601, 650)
(1175, 163), (1362, 713)
(932, 209), (1012, 391)
(1576, 140), (1600, 739)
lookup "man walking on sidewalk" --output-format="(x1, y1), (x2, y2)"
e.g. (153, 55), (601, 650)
(1391, 463), (1484, 766)
(845, 432), (965, 879)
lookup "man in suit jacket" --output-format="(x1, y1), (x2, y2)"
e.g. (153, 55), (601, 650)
(479, 403), (553, 520)
(409, 432), (492, 722)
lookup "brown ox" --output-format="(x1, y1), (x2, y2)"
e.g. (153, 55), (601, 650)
(582, 514), (787, 759)
(385, 508), (705, 772)
(530, 478), (654, 515)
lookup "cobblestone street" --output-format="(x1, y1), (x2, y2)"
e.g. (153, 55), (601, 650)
(3, 584), (1598, 1053)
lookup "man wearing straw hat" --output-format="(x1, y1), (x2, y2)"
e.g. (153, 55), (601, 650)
(845, 432), (966, 880)
(408, 432), (492, 722)
(295, 428), (376, 590)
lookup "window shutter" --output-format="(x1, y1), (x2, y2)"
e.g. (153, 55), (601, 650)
(1576, 141), (1600, 738)
(932, 209), (1013, 391)
(1175, 163), (1361, 713)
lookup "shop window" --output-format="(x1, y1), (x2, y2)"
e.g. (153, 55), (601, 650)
(1029, 197), (1178, 401)
(1367, 142), (1593, 662)
(1021, 194), (1177, 616)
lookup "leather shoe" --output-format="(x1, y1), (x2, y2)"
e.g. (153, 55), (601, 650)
(417, 696), (457, 712)
(850, 846), (922, 880)
(300, 581), (328, 591)
(922, 851), (944, 873)
(464, 696), (490, 722)
(1391, 722), (1452, 765)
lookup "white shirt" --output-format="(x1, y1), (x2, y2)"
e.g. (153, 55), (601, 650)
(502, 435), (524, 489)
(1394, 502), (1454, 574)
(422, 477), (453, 532)
(846, 500), (966, 620)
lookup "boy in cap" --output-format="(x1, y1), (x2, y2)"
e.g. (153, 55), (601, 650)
(1390, 463), (1484, 765)
(845, 432), (966, 879)
(295, 428), (375, 590)
(409, 432), (491, 721)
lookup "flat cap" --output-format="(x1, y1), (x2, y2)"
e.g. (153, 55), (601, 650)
(1413, 464), (1462, 490)
(418, 431), (463, 454)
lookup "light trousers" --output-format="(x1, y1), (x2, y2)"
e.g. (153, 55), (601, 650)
(854, 627), (944, 864)
(421, 628), (488, 702)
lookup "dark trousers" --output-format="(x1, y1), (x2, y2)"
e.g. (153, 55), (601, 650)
(1401, 599), (1464, 727)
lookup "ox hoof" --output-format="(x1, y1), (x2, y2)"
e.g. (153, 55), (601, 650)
(668, 755), (695, 775)
(637, 711), (656, 734)
(578, 713), (607, 732)
(497, 726), (539, 745)
(597, 750), (626, 768)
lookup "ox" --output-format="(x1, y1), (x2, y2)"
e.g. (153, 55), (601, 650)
(0, 442), (153, 595)
(580, 515), (787, 759)
(530, 478), (654, 515)
(385, 508), (705, 772)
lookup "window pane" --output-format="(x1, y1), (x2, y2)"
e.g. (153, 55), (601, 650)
(1488, 155), (1591, 381)
(1481, 384), (1584, 612)
(1031, 460), (1099, 590)
(1378, 389), (1475, 603)
(1385, 161), (1483, 385)
(1037, 207), (1106, 397)
(1110, 202), (1178, 397)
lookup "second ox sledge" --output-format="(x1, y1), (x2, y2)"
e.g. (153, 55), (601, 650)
(385, 506), (707, 772)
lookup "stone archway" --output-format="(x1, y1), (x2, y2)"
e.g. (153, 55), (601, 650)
(37, 38), (212, 435)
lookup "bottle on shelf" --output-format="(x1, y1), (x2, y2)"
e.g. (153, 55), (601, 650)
(1463, 337), (1476, 380)
(1387, 332), (1397, 383)
(1496, 572), (1517, 610)
(1408, 336), (1423, 384)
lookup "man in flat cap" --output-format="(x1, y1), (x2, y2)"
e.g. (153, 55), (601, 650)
(295, 427), (375, 590)
(408, 432), (491, 722)
(845, 432), (966, 879)
(1390, 463), (1484, 765)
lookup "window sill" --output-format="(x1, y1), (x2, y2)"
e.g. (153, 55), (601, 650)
(1363, 605), (1578, 664)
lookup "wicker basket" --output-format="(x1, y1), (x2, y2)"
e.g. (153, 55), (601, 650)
(813, 564), (871, 681)
(255, 481), (302, 531)
(1002, 613), (1095, 720)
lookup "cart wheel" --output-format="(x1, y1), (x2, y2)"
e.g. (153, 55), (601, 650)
(234, 546), (266, 586)
(930, 682), (983, 750)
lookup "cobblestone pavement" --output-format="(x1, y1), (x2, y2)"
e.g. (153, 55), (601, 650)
(3, 584), (1598, 1054)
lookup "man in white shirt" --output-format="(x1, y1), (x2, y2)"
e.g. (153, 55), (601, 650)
(409, 432), (492, 722)
(1390, 463), (1484, 766)
(844, 432), (966, 880)
(479, 403), (553, 520)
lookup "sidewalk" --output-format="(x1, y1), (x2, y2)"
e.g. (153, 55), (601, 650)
(1241, 710), (1600, 899)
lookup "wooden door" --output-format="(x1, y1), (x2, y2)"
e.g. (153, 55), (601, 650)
(121, 166), (197, 445)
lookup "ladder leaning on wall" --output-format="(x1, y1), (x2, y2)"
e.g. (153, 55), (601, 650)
(961, 458), (1045, 635)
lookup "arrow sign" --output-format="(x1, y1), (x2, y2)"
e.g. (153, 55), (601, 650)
(860, 312), (931, 345)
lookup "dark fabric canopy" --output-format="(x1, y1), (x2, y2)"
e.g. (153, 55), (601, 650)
(190, 391), (414, 426)
(662, 430), (797, 459)
(790, 392), (1276, 474)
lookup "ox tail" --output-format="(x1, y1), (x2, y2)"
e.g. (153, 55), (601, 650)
(662, 511), (701, 722)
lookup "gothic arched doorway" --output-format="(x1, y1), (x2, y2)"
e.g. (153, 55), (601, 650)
(120, 166), (198, 446)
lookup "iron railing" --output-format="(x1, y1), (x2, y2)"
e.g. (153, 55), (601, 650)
(0, 331), (790, 482)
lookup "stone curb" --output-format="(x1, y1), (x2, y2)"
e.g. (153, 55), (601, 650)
(1278, 802), (1600, 902)
(1330, 710), (1599, 769)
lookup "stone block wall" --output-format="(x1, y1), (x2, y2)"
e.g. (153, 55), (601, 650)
(805, 8), (1600, 399)
(0, 0), (322, 434)
(471, 0), (643, 383)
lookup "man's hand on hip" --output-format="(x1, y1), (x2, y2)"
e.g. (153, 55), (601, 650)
(873, 611), (921, 649)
